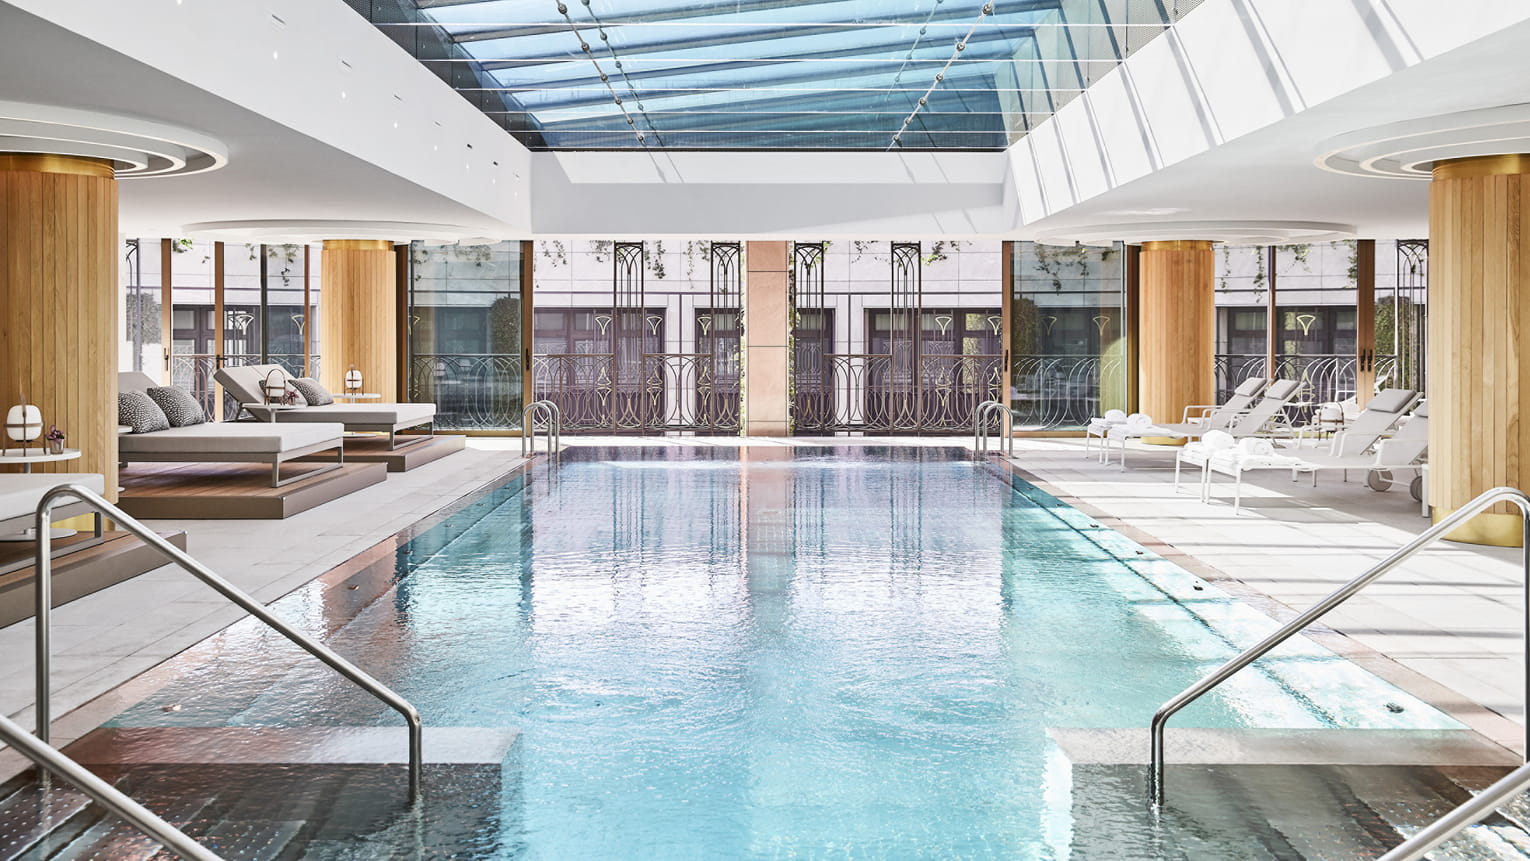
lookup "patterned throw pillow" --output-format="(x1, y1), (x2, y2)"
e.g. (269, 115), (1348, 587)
(146, 386), (207, 427)
(118, 391), (170, 433)
(290, 377), (334, 406)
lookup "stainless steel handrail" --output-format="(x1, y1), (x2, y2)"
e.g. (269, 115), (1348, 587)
(1149, 486), (1530, 806)
(520, 400), (561, 457)
(973, 401), (1014, 456)
(1378, 760), (1530, 860)
(33, 484), (424, 801)
(0, 712), (222, 860)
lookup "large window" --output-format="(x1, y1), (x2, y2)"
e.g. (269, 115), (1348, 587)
(408, 241), (524, 431)
(1010, 242), (1127, 430)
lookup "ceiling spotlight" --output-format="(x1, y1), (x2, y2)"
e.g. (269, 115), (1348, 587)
(272, 50), (279, 60)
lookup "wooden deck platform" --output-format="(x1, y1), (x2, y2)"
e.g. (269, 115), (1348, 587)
(298, 433), (465, 472)
(117, 461), (387, 520)
(0, 530), (189, 627)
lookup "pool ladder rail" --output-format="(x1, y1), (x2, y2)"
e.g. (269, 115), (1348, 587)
(1149, 485), (1530, 860)
(11, 483), (427, 861)
(521, 400), (563, 457)
(972, 400), (1015, 456)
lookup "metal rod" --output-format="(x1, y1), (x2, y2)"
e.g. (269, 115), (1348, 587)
(1150, 486), (1530, 806)
(1377, 760), (1530, 861)
(33, 484), (424, 800)
(0, 711), (223, 860)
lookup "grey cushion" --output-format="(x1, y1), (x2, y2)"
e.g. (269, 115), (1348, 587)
(0, 474), (106, 523)
(290, 377), (334, 406)
(118, 391), (170, 433)
(270, 402), (436, 427)
(117, 422), (345, 454)
(1365, 388), (1417, 415)
(146, 386), (207, 427)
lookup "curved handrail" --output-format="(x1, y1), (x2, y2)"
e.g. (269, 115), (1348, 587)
(972, 401), (1014, 456)
(1150, 486), (1530, 806)
(521, 400), (562, 457)
(33, 484), (424, 801)
(0, 712), (221, 859)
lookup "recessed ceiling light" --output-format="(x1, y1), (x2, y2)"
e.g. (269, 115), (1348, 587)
(340, 91), (347, 99)
(272, 50), (279, 60)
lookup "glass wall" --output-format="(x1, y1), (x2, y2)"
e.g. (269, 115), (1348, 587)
(408, 241), (524, 431)
(119, 238), (163, 375)
(1010, 241), (1127, 431)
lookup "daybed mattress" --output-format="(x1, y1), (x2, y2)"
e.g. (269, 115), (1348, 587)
(118, 422), (344, 454)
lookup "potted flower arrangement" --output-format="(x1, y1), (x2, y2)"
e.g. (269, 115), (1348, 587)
(45, 425), (65, 455)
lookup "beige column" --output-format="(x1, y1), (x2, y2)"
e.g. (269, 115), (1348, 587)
(1137, 240), (1216, 439)
(1427, 155), (1530, 545)
(320, 240), (398, 402)
(0, 154), (118, 499)
(743, 242), (791, 436)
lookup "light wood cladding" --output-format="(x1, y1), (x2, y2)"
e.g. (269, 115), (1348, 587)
(320, 241), (397, 402)
(1137, 240), (1215, 425)
(1427, 156), (1530, 542)
(0, 160), (118, 498)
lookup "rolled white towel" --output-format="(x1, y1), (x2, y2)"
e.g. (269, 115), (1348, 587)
(1124, 412), (1155, 428)
(1236, 437), (1276, 457)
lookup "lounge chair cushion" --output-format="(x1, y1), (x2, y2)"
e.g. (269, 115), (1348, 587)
(118, 391), (170, 434)
(290, 377), (334, 406)
(0, 473), (106, 522)
(269, 402), (436, 427)
(1365, 388), (1416, 414)
(146, 386), (207, 427)
(117, 422), (344, 455)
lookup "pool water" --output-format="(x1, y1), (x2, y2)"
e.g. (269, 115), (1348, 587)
(109, 446), (1460, 859)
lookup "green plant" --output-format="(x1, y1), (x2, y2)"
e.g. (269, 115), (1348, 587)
(170, 238), (195, 254)
(539, 240), (568, 266)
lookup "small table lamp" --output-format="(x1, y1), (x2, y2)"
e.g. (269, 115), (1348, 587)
(344, 365), (363, 395)
(6, 398), (42, 453)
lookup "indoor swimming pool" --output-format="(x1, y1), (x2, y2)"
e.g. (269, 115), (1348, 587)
(96, 447), (1466, 859)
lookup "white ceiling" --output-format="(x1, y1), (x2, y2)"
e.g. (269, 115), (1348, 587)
(3, 0), (1530, 241)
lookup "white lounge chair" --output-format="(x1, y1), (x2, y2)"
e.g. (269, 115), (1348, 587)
(1108, 379), (1301, 468)
(1204, 401), (1430, 513)
(216, 364), (436, 450)
(1084, 409), (1127, 460)
(1175, 387), (1419, 496)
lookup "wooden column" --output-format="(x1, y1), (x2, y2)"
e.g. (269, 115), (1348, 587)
(0, 155), (118, 499)
(1427, 154), (1530, 545)
(743, 242), (791, 436)
(1137, 240), (1215, 437)
(319, 239), (397, 402)
(1355, 239), (1376, 408)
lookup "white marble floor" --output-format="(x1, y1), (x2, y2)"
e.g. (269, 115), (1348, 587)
(4, 433), (1523, 765)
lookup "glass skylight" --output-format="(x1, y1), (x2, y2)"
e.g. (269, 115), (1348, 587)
(347, 0), (1200, 151)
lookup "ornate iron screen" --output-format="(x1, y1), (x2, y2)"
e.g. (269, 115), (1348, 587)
(533, 241), (742, 433)
(791, 241), (1003, 433)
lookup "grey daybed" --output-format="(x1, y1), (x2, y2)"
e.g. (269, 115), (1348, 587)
(118, 373), (346, 487)
(215, 364), (435, 450)
(0, 473), (106, 574)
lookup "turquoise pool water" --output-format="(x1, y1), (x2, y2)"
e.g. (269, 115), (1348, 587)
(109, 446), (1459, 858)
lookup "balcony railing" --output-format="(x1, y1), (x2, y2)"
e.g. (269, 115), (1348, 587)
(1215, 353), (1399, 409)
(1010, 354), (1124, 431)
(410, 353), (523, 431)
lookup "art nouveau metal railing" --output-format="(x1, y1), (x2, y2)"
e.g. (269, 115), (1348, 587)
(1213, 353), (1400, 408)
(794, 353), (1005, 433)
(531, 352), (741, 433)
(410, 353), (523, 430)
(1009, 354), (1124, 431)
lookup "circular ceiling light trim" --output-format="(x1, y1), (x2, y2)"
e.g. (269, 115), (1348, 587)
(181, 220), (503, 244)
(0, 101), (227, 179)
(1315, 104), (1530, 180)
(1037, 220), (1358, 246)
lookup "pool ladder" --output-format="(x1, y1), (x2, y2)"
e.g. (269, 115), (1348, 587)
(1149, 485), (1530, 860)
(521, 400), (563, 457)
(972, 400), (1014, 456)
(5, 483), (428, 861)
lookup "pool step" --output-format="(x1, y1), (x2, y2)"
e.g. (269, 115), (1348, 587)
(0, 726), (518, 860)
(1056, 728), (1530, 859)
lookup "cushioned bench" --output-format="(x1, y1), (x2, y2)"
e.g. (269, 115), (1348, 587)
(0, 473), (106, 575)
(215, 364), (435, 450)
(119, 373), (346, 487)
